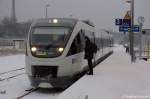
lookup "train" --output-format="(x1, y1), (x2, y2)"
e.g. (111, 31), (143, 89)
(25, 18), (113, 88)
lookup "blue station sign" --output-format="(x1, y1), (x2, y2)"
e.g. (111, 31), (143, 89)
(115, 19), (131, 26)
(132, 25), (140, 32)
(119, 25), (139, 32)
(119, 25), (130, 32)
(115, 19), (122, 25)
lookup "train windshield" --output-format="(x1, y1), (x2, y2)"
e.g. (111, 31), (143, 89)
(30, 27), (72, 58)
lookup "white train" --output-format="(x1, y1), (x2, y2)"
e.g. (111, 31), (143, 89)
(25, 18), (113, 88)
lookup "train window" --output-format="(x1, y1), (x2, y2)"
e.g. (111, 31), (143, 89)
(67, 31), (83, 56)
(84, 30), (94, 43)
(69, 40), (77, 55)
(81, 30), (85, 36)
(80, 30), (86, 49)
(76, 32), (84, 52)
(77, 33), (81, 44)
(30, 27), (73, 58)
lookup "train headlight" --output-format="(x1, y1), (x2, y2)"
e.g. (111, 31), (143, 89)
(58, 47), (64, 52)
(53, 19), (58, 24)
(31, 47), (37, 52)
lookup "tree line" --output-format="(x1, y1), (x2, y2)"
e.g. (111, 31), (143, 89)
(0, 16), (32, 38)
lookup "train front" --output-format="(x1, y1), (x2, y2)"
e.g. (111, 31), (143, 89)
(25, 18), (76, 88)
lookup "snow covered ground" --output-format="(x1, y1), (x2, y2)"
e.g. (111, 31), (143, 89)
(0, 55), (60, 99)
(56, 45), (150, 99)
(0, 55), (25, 73)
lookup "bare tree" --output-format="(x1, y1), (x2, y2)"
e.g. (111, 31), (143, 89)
(0, 16), (31, 38)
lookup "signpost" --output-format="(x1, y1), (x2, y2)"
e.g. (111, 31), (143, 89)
(115, 0), (136, 62)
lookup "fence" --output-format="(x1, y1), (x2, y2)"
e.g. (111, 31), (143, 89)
(0, 39), (26, 49)
(135, 36), (150, 60)
(0, 38), (26, 56)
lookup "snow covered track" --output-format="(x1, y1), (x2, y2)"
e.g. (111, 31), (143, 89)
(0, 68), (25, 75)
(15, 88), (62, 99)
(0, 67), (25, 81)
(15, 88), (39, 99)
(0, 55), (61, 99)
(0, 73), (25, 81)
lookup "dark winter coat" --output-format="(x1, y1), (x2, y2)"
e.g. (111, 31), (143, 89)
(84, 39), (97, 59)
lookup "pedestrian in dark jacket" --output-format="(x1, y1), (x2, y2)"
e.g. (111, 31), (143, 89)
(126, 46), (129, 53)
(84, 36), (97, 75)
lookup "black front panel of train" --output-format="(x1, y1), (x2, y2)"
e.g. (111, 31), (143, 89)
(32, 66), (58, 78)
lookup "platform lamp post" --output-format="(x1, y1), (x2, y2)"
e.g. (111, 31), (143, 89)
(137, 16), (145, 58)
(45, 4), (50, 18)
(126, 0), (135, 62)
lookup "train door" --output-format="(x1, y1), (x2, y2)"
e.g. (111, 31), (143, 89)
(67, 30), (84, 74)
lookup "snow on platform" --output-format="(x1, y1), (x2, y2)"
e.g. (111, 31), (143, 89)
(56, 45), (150, 99)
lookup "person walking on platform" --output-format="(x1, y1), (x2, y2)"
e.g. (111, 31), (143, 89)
(124, 44), (129, 53)
(84, 36), (97, 75)
(126, 46), (129, 53)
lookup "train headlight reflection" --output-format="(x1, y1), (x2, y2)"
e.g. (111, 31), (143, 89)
(31, 47), (37, 52)
(58, 47), (64, 52)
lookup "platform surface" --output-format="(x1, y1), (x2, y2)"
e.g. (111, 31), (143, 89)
(56, 45), (150, 99)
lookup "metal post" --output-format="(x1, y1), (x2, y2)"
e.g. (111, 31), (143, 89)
(139, 23), (142, 58)
(101, 32), (103, 55)
(12, 0), (16, 23)
(148, 40), (150, 59)
(46, 7), (48, 18)
(45, 4), (50, 18)
(130, 0), (135, 62)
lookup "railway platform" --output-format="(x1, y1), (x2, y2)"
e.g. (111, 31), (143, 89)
(56, 45), (150, 99)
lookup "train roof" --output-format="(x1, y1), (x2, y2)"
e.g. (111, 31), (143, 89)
(31, 18), (94, 27)
(31, 18), (77, 27)
(82, 20), (95, 27)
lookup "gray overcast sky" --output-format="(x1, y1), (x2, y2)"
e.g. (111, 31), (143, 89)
(0, 0), (150, 31)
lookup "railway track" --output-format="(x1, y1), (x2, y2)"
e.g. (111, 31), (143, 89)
(15, 88), (39, 99)
(15, 88), (62, 99)
(0, 68), (61, 99)
(0, 73), (25, 81)
(0, 68), (25, 75)
(0, 68), (25, 81)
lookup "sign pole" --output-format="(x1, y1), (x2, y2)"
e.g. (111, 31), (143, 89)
(139, 23), (142, 58)
(130, 0), (135, 62)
